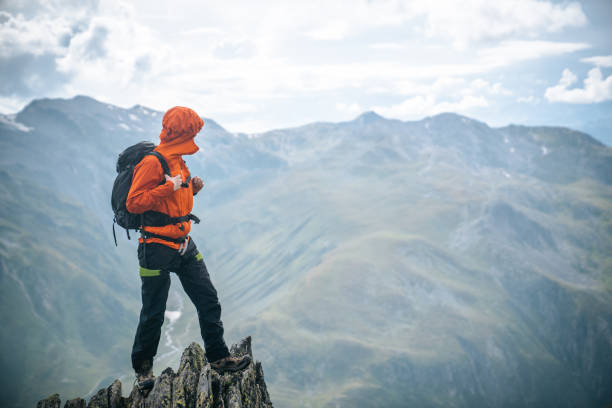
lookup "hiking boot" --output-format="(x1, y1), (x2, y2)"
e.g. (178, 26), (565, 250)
(135, 360), (155, 396)
(210, 354), (251, 373)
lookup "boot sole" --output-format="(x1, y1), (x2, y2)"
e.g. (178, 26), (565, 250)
(137, 378), (155, 395)
(211, 356), (251, 373)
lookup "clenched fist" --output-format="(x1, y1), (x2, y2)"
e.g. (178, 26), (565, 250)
(192, 176), (204, 195)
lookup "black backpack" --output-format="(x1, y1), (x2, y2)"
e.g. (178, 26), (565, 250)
(111, 141), (172, 245)
(111, 141), (201, 245)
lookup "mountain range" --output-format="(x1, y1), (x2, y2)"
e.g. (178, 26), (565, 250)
(0, 95), (611, 407)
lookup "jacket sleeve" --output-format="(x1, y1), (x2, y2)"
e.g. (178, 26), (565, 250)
(126, 155), (175, 214)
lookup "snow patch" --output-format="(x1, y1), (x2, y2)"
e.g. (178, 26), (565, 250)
(509, 147), (515, 153)
(503, 171), (511, 179)
(157, 296), (185, 362)
(503, 136), (509, 144)
(541, 145), (549, 155)
(129, 113), (140, 122)
(0, 114), (33, 132)
(165, 310), (181, 324)
(118, 123), (130, 131)
(425, 121), (430, 130)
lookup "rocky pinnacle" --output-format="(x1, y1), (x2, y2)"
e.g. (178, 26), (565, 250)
(37, 337), (273, 408)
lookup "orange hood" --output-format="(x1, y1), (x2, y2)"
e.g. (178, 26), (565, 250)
(158, 106), (204, 156)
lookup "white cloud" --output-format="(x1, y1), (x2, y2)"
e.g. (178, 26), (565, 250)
(516, 95), (539, 104)
(54, 2), (167, 99)
(243, 0), (587, 48)
(0, 10), (82, 57)
(470, 79), (512, 96)
(306, 21), (352, 41)
(336, 102), (362, 115)
(370, 73), (517, 119)
(373, 94), (488, 119)
(414, 0), (586, 49)
(368, 42), (404, 50)
(0, 95), (23, 113)
(545, 68), (612, 103)
(0, 0), (598, 131)
(478, 40), (590, 67)
(180, 27), (223, 36)
(581, 55), (612, 68)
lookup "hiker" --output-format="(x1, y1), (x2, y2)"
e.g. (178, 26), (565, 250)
(126, 106), (250, 392)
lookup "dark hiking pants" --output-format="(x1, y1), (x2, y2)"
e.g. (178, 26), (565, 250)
(131, 238), (230, 371)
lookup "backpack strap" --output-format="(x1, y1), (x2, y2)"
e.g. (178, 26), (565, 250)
(147, 151), (171, 177)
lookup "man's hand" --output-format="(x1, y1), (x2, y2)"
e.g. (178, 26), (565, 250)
(192, 176), (204, 195)
(165, 174), (182, 191)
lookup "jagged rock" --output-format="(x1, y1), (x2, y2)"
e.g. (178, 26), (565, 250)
(254, 363), (272, 405)
(37, 394), (60, 408)
(173, 342), (209, 408)
(212, 337), (273, 408)
(37, 337), (272, 408)
(195, 366), (214, 408)
(64, 398), (86, 408)
(150, 367), (176, 407)
(107, 380), (123, 408)
(87, 388), (107, 408)
(87, 379), (125, 408)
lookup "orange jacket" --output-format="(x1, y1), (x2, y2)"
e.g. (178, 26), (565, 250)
(126, 106), (204, 249)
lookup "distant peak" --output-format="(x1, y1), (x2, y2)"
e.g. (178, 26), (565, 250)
(203, 117), (226, 132)
(429, 112), (468, 121)
(354, 110), (385, 123)
(425, 112), (488, 127)
(22, 95), (104, 113)
(72, 95), (97, 102)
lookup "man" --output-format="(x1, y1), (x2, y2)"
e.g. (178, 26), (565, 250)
(126, 106), (250, 392)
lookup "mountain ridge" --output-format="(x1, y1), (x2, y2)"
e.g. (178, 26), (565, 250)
(7, 95), (608, 147)
(1, 95), (610, 407)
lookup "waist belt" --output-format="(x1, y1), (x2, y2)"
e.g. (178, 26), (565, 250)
(141, 232), (187, 244)
(142, 211), (200, 227)
(138, 211), (199, 246)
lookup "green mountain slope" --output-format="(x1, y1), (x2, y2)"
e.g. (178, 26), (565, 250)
(199, 113), (612, 407)
(0, 97), (610, 407)
(226, 163), (612, 407)
(0, 171), (140, 407)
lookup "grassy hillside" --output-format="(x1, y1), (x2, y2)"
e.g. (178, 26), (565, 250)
(0, 171), (142, 407)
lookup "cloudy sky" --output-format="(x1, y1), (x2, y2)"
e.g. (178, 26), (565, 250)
(1, 0), (611, 143)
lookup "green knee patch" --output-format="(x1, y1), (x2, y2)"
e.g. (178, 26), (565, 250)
(195, 251), (203, 261)
(139, 266), (161, 277)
